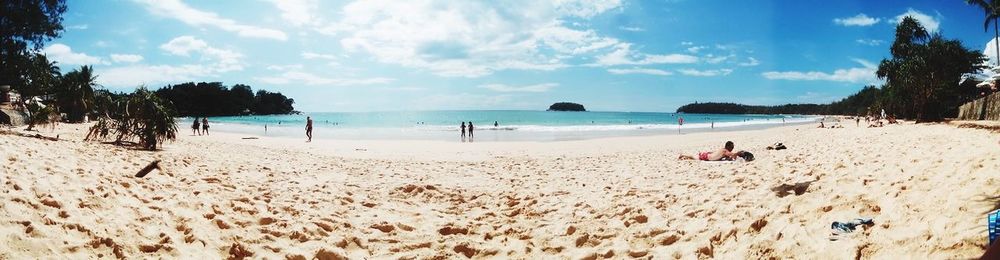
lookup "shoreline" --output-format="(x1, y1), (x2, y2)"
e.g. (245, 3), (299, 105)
(198, 115), (826, 143)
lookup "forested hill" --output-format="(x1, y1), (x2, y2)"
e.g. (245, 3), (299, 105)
(676, 86), (884, 115)
(676, 103), (827, 114)
(154, 82), (296, 117)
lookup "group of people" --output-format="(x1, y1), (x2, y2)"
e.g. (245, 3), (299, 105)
(460, 121), (475, 139)
(458, 121), (500, 140)
(190, 117), (210, 135)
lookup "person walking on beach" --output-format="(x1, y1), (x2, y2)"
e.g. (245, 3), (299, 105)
(305, 116), (313, 142)
(201, 117), (210, 135)
(460, 122), (466, 139)
(192, 118), (200, 136)
(468, 121), (475, 138)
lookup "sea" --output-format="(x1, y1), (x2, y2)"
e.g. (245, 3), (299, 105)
(191, 110), (820, 142)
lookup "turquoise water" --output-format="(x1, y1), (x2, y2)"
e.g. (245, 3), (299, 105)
(192, 110), (818, 141)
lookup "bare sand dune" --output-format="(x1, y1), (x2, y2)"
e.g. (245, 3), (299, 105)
(1, 121), (998, 259)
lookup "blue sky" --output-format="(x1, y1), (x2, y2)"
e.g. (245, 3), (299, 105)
(42, 0), (999, 112)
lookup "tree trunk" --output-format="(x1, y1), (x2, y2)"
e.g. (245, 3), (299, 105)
(988, 19), (998, 121)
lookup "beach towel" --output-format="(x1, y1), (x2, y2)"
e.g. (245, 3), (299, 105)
(990, 210), (1000, 244)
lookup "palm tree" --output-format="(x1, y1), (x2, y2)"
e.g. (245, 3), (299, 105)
(57, 65), (97, 122)
(968, 0), (1000, 67)
(25, 53), (61, 98)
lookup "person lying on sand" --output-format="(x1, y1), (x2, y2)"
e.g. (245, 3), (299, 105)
(679, 141), (743, 161)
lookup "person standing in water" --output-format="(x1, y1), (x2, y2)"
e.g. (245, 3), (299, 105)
(305, 116), (313, 142)
(494, 121), (499, 128)
(460, 122), (466, 139)
(201, 117), (210, 135)
(468, 121), (475, 138)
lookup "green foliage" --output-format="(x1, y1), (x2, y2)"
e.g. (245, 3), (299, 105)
(966, 0), (1000, 65)
(676, 102), (829, 115)
(681, 18), (986, 121)
(0, 0), (67, 95)
(86, 87), (178, 151)
(154, 82), (295, 116)
(55, 65), (97, 122)
(23, 53), (60, 98)
(547, 102), (586, 111)
(877, 17), (987, 121)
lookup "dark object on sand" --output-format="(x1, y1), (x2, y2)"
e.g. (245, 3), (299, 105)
(547, 102), (586, 111)
(135, 160), (162, 178)
(771, 181), (813, 197)
(241, 137), (258, 140)
(739, 151), (754, 161)
(766, 143), (786, 150)
(831, 218), (874, 233)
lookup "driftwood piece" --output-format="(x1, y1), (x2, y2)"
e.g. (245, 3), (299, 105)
(135, 160), (162, 178)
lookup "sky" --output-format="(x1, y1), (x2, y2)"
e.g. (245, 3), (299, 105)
(40, 0), (1000, 112)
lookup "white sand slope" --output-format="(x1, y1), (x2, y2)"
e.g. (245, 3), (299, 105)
(1, 121), (998, 259)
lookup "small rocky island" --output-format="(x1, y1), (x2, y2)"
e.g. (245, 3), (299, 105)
(547, 102), (586, 111)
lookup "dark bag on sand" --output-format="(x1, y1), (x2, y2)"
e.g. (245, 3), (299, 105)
(740, 151), (755, 162)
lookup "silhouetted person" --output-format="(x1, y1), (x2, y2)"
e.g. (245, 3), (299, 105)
(460, 122), (466, 139)
(192, 118), (200, 136)
(468, 121), (475, 138)
(494, 121), (499, 128)
(201, 117), (209, 135)
(305, 116), (313, 142)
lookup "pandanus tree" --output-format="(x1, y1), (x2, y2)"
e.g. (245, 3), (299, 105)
(968, 0), (1000, 67)
(86, 87), (178, 150)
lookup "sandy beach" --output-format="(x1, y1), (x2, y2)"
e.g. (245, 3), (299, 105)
(1, 121), (999, 259)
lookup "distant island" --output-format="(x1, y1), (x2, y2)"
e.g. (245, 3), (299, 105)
(548, 102), (586, 111)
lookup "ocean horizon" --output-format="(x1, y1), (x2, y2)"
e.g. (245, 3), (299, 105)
(192, 110), (820, 141)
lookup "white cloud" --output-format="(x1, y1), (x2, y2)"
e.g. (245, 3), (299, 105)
(833, 13), (880, 26)
(134, 0), (287, 40)
(618, 26), (644, 32)
(160, 36), (243, 72)
(703, 54), (732, 64)
(301, 52), (338, 60)
(738, 57), (760, 67)
(98, 36), (246, 87)
(264, 0), (318, 27)
(761, 58), (878, 83)
(891, 8), (940, 33)
(110, 54), (144, 63)
(856, 39), (884, 46)
(607, 67), (672, 76)
(678, 68), (733, 77)
(42, 43), (105, 66)
(984, 37), (1000, 68)
(680, 41), (694, 46)
(66, 24), (89, 30)
(686, 46), (706, 53)
(266, 64), (304, 71)
(97, 64), (211, 87)
(254, 71), (394, 86)
(478, 83), (558, 92)
(321, 0), (633, 77)
(594, 43), (698, 66)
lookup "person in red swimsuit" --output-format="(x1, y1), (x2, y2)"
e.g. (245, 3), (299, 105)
(679, 141), (739, 161)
